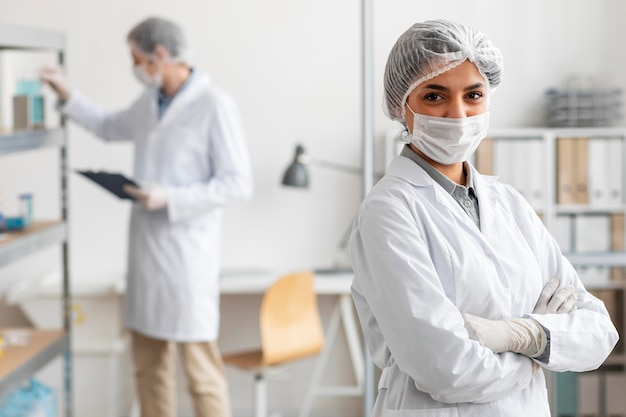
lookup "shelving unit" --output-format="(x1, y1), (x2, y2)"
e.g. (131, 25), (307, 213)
(479, 127), (626, 417)
(0, 329), (69, 400)
(0, 23), (72, 416)
(0, 129), (65, 155)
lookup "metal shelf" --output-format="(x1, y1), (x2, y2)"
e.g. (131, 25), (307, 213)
(0, 221), (67, 268)
(489, 127), (626, 139)
(564, 251), (626, 267)
(0, 329), (68, 400)
(0, 129), (65, 156)
(0, 23), (65, 51)
(556, 205), (625, 215)
(0, 23), (71, 415)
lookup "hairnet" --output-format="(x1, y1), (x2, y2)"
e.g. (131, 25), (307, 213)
(383, 19), (503, 123)
(127, 17), (190, 64)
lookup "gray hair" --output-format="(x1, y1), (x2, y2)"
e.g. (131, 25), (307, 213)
(127, 17), (190, 63)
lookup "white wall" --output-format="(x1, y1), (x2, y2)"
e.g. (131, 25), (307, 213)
(1, 0), (624, 281)
(1, 0), (626, 416)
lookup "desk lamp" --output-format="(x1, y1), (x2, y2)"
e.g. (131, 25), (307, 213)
(281, 144), (362, 272)
(282, 144), (362, 188)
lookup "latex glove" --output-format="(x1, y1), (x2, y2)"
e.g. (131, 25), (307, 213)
(123, 184), (168, 211)
(463, 313), (547, 358)
(533, 277), (577, 314)
(40, 66), (71, 102)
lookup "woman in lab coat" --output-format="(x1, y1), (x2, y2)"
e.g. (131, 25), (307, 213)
(41, 17), (251, 417)
(349, 19), (618, 417)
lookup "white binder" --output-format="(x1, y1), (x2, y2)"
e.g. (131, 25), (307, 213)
(587, 137), (610, 206)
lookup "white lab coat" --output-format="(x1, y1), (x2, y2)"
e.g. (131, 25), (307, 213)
(349, 155), (618, 417)
(61, 73), (252, 341)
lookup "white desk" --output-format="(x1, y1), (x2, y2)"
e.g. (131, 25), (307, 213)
(219, 271), (364, 417)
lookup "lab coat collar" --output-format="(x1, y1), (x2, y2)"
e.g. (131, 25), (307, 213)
(386, 155), (498, 188)
(386, 155), (499, 235)
(470, 164), (498, 235)
(151, 72), (212, 127)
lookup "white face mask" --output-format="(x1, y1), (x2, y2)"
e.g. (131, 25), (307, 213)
(407, 107), (490, 165)
(133, 65), (163, 88)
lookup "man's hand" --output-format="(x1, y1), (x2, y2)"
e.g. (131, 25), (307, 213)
(123, 184), (168, 211)
(40, 66), (71, 102)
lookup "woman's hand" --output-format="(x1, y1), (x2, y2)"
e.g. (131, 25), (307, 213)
(462, 313), (547, 357)
(533, 278), (577, 314)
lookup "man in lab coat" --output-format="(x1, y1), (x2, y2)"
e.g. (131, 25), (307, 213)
(41, 16), (252, 417)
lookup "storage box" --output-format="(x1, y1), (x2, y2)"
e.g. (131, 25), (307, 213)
(12, 95), (44, 131)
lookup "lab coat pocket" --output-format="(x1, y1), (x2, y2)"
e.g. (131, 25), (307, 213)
(376, 367), (460, 417)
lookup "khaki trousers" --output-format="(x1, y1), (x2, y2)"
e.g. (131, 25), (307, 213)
(131, 331), (232, 417)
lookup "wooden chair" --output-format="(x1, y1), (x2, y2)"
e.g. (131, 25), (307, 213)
(222, 271), (325, 417)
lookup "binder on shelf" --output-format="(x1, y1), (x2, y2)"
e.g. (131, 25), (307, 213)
(606, 374), (626, 415)
(611, 213), (625, 282)
(494, 140), (526, 198)
(556, 372), (578, 417)
(512, 140), (530, 204)
(526, 139), (544, 209)
(475, 138), (494, 175)
(607, 138), (624, 206)
(556, 136), (589, 205)
(575, 214), (611, 285)
(574, 137), (589, 205)
(577, 265), (611, 286)
(489, 137), (543, 209)
(557, 137), (577, 205)
(589, 290), (618, 323)
(587, 137), (611, 206)
(590, 289), (623, 347)
(555, 215), (573, 253)
(577, 372), (626, 416)
(575, 214), (611, 252)
(576, 373), (599, 417)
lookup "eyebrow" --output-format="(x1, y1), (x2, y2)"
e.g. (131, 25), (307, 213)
(422, 82), (485, 92)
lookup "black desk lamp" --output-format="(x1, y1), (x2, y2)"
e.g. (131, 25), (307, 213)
(282, 144), (362, 188)
(281, 144), (366, 272)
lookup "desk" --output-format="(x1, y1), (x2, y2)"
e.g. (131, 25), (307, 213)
(220, 271), (364, 417)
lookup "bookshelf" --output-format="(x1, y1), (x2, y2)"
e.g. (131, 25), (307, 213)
(0, 23), (72, 416)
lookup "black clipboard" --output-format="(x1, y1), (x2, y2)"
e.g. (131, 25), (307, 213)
(76, 170), (140, 200)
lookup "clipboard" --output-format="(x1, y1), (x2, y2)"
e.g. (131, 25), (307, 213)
(76, 170), (140, 200)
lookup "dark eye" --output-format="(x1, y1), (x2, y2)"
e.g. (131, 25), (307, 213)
(424, 93), (443, 102)
(466, 91), (484, 100)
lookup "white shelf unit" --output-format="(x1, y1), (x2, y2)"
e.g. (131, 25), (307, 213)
(483, 127), (626, 417)
(0, 23), (72, 416)
(483, 127), (626, 298)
